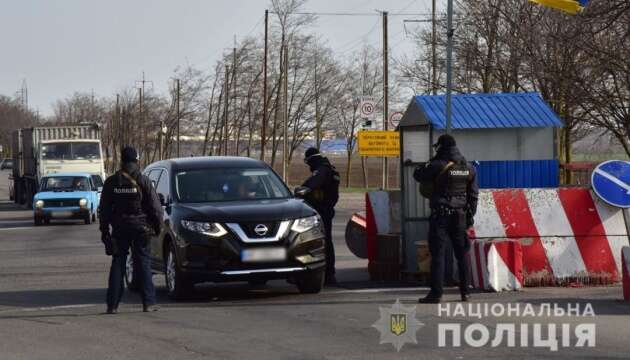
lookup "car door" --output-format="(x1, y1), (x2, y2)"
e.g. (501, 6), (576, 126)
(153, 169), (171, 264)
(146, 169), (164, 265)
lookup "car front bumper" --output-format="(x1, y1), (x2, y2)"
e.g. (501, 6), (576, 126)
(35, 207), (90, 219)
(174, 226), (327, 283)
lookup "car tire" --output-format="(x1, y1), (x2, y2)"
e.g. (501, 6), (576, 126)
(165, 242), (194, 301)
(84, 213), (92, 225)
(34, 216), (43, 226)
(44, 218), (50, 225)
(124, 255), (140, 292)
(296, 269), (325, 294)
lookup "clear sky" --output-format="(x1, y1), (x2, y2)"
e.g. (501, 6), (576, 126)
(0, 0), (437, 116)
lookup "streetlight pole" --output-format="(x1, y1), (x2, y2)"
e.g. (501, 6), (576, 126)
(446, 0), (454, 133)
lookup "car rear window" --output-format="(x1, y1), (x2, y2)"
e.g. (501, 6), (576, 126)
(175, 168), (290, 203)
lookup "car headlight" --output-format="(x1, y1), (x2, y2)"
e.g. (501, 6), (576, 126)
(35, 200), (44, 209)
(180, 220), (228, 237)
(79, 198), (88, 207)
(291, 215), (320, 233)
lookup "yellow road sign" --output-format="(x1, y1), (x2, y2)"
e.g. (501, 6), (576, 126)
(357, 130), (400, 157)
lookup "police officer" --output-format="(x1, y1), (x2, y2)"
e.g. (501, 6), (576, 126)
(99, 147), (163, 314)
(414, 134), (478, 303)
(301, 147), (341, 285)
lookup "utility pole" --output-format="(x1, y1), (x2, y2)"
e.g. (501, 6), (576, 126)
(446, 0), (454, 133)
(382, 11), (389, 190)
(314, 45), (321, 150)
(261, 9), (269, 162)
(432, 0), (438, 95)
(282, 43), (289, 183)
(136, 72), (153, 162)
(223, 65), (230, 156)
(176, 78), (181, 158)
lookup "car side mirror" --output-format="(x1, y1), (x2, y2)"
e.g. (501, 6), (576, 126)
(158, 193), (167, 206)
(97, 186), (103, 193)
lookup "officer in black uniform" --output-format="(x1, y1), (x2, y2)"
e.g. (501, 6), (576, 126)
(414, 134), (478, 303)
(99, 147), (163, 314)
(301, 147), (341, 285)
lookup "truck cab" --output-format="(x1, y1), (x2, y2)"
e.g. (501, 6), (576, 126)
(39, 139), (106, 182)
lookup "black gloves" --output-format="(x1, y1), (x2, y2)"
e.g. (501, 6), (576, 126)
(466, 209), (475, 229)
(101, 232), (116, 256)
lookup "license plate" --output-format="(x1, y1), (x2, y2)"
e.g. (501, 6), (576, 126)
(51, 211), (73, 218)
(241, 248), (287, 263)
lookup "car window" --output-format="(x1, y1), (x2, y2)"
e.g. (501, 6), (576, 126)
(42, 176), (90, 191)
(91, 175), (103, 188)
(155, 170), (169, 199)
(174, 167), (290, 203)
(147, 169), (162, 188)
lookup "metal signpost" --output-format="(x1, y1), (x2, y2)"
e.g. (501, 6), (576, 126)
(591, 160), (630, 208)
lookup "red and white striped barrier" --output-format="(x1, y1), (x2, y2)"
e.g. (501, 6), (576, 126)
(623, 247), (630, 301)
(469, 239), (523, 291)
(472, 188), (630, 286)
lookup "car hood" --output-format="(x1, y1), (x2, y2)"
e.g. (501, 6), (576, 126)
(175, 198), (316, 223)
(35, 191), (92, 200)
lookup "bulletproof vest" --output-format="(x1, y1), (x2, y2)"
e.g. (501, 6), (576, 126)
(442, 162), (470, 197)
(112, 171), (143, 216)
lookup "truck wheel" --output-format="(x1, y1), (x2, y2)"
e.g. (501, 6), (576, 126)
(34, 216), (43, 226)
(296, 269), (325, 294)
(165, 242), (194, 301)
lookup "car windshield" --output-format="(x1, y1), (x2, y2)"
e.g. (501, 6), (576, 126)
(41, 142), (101, 160)
(41, 176), (90, 192)
(175, 168), (290, 203)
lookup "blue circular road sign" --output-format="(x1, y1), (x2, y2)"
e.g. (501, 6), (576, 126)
(591, 160), (630, 208)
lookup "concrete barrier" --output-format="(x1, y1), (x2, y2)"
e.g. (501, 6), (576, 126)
(472, 188), (630, 286)
(623, 247), (630, 301)
(345, 212), (368, 259)
(469, 239), (523, 292)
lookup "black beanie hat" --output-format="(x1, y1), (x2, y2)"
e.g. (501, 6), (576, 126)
(121, 146), (139, 163)
(434, 134), (456, 148)
(304, 147), (320, 160)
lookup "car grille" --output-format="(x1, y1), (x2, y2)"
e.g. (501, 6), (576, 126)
(239, 222), (280, 238)
(44, 199), (80, 207)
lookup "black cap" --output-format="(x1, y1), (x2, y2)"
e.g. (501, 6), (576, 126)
(304, 147), (320, 160)
(433, 134), (456, 148)
(121, 146), (139, 163)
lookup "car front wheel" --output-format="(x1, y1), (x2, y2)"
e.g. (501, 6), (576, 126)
(34, 215), (43, 226)
(124, 255), (140, 292)
(296, 269), (325, 294)
(165, 243), (193, 300)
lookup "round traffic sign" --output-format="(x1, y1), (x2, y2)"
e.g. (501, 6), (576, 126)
(389, 112), (403, 128)
(361, 102), (374, 117)
(591, 160), (630, 208)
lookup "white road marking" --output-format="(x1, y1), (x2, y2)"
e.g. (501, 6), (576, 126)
(0, 226), (36, 231)
(0, 304), (98, 314)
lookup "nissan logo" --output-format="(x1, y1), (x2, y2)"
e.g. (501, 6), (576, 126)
(254, 224), (269, 236)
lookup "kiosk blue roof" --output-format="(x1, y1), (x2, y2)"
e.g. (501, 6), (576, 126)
(400, 92), (563, 129)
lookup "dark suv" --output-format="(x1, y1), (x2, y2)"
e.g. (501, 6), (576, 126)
(128, 156), (326, 300)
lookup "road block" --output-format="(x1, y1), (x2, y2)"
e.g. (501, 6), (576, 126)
(472, 188), (630, 286)
(623, 247), (630, 301)
(469, 239), (523, 292)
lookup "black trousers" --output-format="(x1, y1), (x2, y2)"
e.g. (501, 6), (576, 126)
(428, 208), (470, 298)
(319, 208), (336, 278)
(106, 228), (156, 309)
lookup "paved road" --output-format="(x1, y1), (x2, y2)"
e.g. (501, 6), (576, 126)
(0, 169), (629, 359)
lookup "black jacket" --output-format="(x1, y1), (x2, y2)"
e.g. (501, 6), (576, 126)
(302, 155), (340, 214)
(414, 146), (479, 214)
(99, 162), (164, 234)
